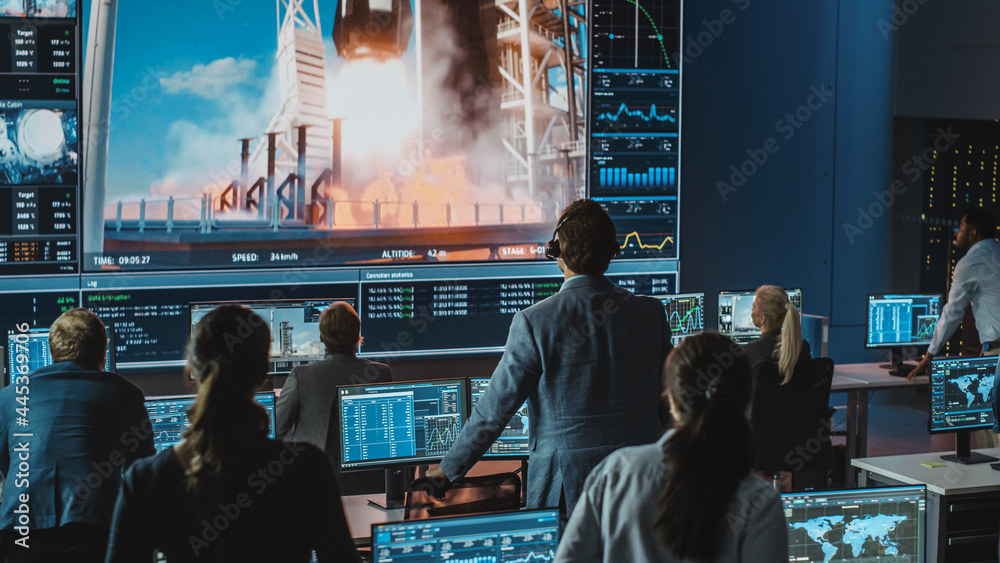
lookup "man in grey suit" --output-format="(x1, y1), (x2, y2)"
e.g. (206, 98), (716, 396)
(276, 302), (392, 491)
(423, 199), (673, 513)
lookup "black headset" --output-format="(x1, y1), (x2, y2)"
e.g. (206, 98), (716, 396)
(544, 208), (620, 261)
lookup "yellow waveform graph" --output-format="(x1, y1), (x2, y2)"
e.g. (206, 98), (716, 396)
(619, 232), (674, 250)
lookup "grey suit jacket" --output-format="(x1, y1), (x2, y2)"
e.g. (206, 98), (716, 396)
(276, 353), (393, 450)
(440, 275), (672, 513)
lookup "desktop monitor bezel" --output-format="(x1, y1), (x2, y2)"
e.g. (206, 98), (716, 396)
(717, 287), (803, 344)
(864, 293), (943, 349)
(927, 355), (999, 465)
(781, 485), (927, 563)
(145, 390), (277, 452)
(468, 377), (530, 460)
(337, 378), (470, 472)
(188, 298), (352, 376)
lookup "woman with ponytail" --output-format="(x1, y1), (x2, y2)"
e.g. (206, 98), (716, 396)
(555, 333), (786, 563)
(745, 285), (813, 483)
(105, 305), (359, 562)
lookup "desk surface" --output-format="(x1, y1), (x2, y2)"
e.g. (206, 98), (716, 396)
(834, 362), (928, 389)
(344, 494), (404, 540)
(852, 448), (1000, 495)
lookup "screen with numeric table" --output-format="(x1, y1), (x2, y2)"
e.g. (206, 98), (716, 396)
(338, 379), (468, 470)
(866, 293), (942, 348)
(373, 508), (560, 563)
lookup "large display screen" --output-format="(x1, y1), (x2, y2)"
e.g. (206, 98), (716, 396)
(80, 0), (679, 272)
(589, 0), (681, 259)
(0, 4), (81, 274)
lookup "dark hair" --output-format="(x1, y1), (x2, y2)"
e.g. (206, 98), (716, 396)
(320, 302), (363, 354)
(655, 332), (753, 561)
(555, 199), (618, 275)
(183, 305), (271, 520)
(964, 208), (997, 240)
(49, 308), (107, 368)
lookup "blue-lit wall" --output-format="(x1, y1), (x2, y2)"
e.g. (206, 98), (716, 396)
(678, 0), (895, 363)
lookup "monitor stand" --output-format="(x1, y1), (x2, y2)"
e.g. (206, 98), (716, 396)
(879, 347), (915, 377)
(941, 430), (999, 465)
(368, 467), (411, 509)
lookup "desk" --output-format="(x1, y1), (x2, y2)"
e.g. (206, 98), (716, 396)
(853, 449), (1000, 562)
(344, 494), (404, 543)
(832, 363), (928, 483)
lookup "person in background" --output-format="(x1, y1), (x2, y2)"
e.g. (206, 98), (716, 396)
(276, 302), (392, 492)
(0, 308), (154, 562)
(419, 199), (673, 515)
(905, 208), (1000, 445)
(105, 305), (358, 562)
(555, 332), (787, 563)
(743, 285), (812, 486)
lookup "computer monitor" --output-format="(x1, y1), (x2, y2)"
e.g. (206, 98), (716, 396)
(337, 379), (469, 471)
(469, 378), (529, 458)
(190, 299), (347, 376)
(5, 324), (116, 383)
(866, 294), (942, 375)
(372, 508), (560, 563)
(145, 391), (277, 453)
(928, 356), (999, 464)
(718, 288), (803, 344)
(656, 292), (704, 345)
(782, 486), (926, 562)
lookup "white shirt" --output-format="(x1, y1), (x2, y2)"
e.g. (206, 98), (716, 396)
(555, 431), (787, 563)
(928, 239), (1000, 354)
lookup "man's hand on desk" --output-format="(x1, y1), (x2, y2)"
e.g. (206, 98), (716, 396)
(906, 353), (933, 380)
(410, 466), (453, 499)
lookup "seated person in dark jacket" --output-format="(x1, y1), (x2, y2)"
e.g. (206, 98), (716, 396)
(0, 308), (154, 563)
(276, 301), (391, 493)
(105, 305), (358, 563)
(743, 285), (813, 484)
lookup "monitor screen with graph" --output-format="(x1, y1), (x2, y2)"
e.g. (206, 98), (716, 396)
(190, 299), (346, 375)
(469, 378), (529, 458)
(782, 486), (926, 562)
(656, 292), (703, 345)
(718, 288), (802, 344)
(372, 508), (560, 563)
(865, 294), (941, 348)
(145, 391), (277, 452)
(337, 379), (469, 470)
(6, 325), (115, 383)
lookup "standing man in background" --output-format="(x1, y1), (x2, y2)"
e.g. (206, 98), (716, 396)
(420, 199), (673, 514)
(907, 208), (1000, 444)
(276, 301), (392, 492)
(0, 309), (154, 562)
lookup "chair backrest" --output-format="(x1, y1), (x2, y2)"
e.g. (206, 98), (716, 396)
(751, 356), (835, 474)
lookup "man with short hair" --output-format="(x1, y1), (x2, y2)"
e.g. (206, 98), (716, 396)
(276, 301), (392, 492)
(423, 199), (673, 513)
(907, 208), (1000, 446)
(0, 308), (154, 562)
(908, 208), (1000, 378)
